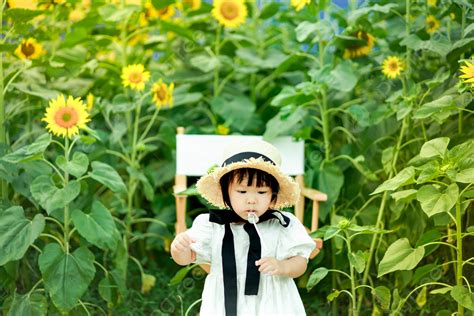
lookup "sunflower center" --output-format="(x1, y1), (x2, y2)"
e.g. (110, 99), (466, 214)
(159, 7), (169, 16)
(21, 43), (35, 57)
(54, 107), (79, 128)
(155, 85), (167, 100)
(428, 21), (435, 28)
(220, 1), (239, 20)
(388, 61), (399, 71)
(128, 71), (143, 84)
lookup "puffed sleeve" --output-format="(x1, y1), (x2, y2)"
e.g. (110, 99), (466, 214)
(186, 213), (213, 264)
(276, 212), (316, 261)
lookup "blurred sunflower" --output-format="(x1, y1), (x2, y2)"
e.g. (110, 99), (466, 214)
(139, 1), (159, 26)
(343, 31), (375, 59)
(382, 56), (404, 79)
(216, 124), (230, 135)
(459, 60), (474, 88)
(181, 0), (201, 10)
(15, 38), (44, 60)
(151, 79), (174, 108)
(212, 0), (248, 28)
(7, 0), (37, 9)
(427, 0), (436, 6)
(291, 0), (310, 11)
(69, 6), (86, 22)
(121, 64), (150, 91)
(158, 4), (176, 20)
(141, 274), (156, 294)
(86, 93), (94, 112)
(43, 95), (90, 139)
(426, 15), (440, 33)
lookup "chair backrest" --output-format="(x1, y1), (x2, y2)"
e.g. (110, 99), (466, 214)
(176, 134), (305, 176)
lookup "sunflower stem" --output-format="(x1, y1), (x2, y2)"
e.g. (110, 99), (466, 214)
(455, 198), (465, 315)
(63, 137), (70, 254)
(213, 26), (221, 97)
(0, 0), (8, 201)
(405, 0), (411, 77)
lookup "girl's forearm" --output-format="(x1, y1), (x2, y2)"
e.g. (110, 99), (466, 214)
(171, 248), (195, 266)
(280, 256), (307, 278)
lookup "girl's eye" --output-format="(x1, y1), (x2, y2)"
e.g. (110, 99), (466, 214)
(237, 190), (246, 194)
(258, 191), (269, 194)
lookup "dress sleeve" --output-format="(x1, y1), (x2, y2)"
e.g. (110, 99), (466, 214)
(276, 212), (316, 261)
(186, 213), (213, 264)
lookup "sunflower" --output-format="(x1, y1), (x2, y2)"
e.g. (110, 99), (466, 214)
(121, 64), (151, 91)
(15, 38), (44, 60)
(459, 60), (474, 88)
(212, 0), (248, 29)
(291, 0), (310, 11)
(7, 0), (37, 9)
(343, 31), (375, 59)
(43, 95), (90, 139)
(157, 5), (176, 20)
(427, 0), (436, 6)
(426, 15), (440, 33)
(151, 79), (174, 109)
(182, 0), (201, 10)
(216, 124), (230, 135)
(382, 56), (404, 79)
(69, 7), (86, 22)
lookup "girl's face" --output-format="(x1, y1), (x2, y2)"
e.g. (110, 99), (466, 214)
(228, 176), (275, 220)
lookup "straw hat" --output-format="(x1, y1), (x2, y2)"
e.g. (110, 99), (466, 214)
(196, 139), (300, 209)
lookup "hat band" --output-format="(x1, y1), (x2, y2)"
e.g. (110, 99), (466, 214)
(222, 152), (276, 167)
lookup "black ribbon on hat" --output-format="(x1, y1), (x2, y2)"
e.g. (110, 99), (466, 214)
(222, 152), (276, 167)
(209, 209), (290, 316)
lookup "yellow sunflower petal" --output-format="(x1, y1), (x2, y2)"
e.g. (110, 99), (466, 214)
(121, 64), (151, 91)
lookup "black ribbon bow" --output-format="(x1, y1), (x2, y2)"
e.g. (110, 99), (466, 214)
(209, 209), (290, 316)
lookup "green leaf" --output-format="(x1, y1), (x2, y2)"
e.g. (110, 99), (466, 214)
(264, 107), (307, 140)
(420, 138), (450, 159)
(71, 201), (118, 250)
(4, 291), (47, 316)
(259, 2), (281, 19)
(377, 238), (425, 277)
(349, 251), (366, 273)
(89, 161), (127, 194)
(417, 183), (458, 217)
(39, 244), (96, 312)
(190, 55), (219, 73)
(327, 290), (340, 302)
(413, 95), (458, 122)
(56, 152), (89, 178)
(454, 168), (474, 183)
(416, 286), (427, 308)
(30, 176), (81, 214)
(98, 4), (139, 22)
(5, 8), (43, 23)
(430, 287), (451, 295)
(211, 94), (256, 133)
(271, 86), (298, 107)
(318, 162), (344, 221)
(306, 267), (328, 291)
(0, 206), (45, 265)
(400, 35), (451, 57)
(372, 286), (391, 311)
(391, 189), (417, 202)
(2, 134), (51, 163)
(371, 167), (415, 195)
(450, 286), (474, 311)
(296, 20), (333, 43)
(326, 61), (358, 92)
(323, 226), (340, 240)
(169, 265), (196, 286)
(347, 3), (397, 23)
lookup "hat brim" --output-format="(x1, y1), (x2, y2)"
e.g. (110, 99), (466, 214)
(196, 157), (300, 209)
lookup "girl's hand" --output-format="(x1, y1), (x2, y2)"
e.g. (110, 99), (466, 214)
(255, 257), (285, 276)
(171, 232), (195, 254)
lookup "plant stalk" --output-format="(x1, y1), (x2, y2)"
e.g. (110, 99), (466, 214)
(456, 199), (464, 315)
(0, 0), (7, 201)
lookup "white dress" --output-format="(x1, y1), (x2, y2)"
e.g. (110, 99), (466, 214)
(187, 211), (316, 316)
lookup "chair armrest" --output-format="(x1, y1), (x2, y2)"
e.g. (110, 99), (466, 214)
(302, 187), (328, 201)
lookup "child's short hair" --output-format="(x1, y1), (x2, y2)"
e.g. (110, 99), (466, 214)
(219, 168), (280, 208)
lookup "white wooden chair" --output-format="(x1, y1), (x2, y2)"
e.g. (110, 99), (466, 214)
(174, 127), (327, 261)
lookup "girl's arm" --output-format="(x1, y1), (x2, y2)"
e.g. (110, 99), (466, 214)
(171, 232), (196, 266)
(256, 256), (307, 278)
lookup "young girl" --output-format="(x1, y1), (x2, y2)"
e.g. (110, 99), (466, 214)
(171, 140), (317, 315)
